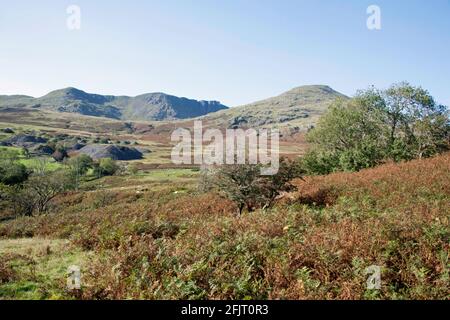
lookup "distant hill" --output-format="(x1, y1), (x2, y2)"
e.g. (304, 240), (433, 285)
(0, 87), (228, 121)
(204, 85), (348, 129)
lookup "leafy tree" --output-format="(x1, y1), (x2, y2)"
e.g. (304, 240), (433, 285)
(0, 150), (29, 185)
(0, 162), (29, 185)
(17, 170), (75, 215)
(67, 154), (94, 176)
(93, 158), (119, 177)
(303, 83), (449, 174)
(381, 82), (449, 159)
(1, 169), (74, 217)
(66, 154), (94, 189)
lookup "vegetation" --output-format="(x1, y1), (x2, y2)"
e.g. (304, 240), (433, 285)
(0, 153), (448, 299)
(93, 158), (119, 178)
(209, 158), (303, 214)
(303, 82), (450, 174)
(0, 82), (448, 301)
(0, 156), (29, 186)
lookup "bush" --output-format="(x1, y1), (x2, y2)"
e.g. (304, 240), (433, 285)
(0, 162), (29, 185)
(0, 151), (29, 185)
(211, 158), (302, 214)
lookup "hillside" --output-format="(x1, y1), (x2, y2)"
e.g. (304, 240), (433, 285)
(204, 85), (348, 129)
(0, 88), (229, 121)
(0, 152), (448, 299)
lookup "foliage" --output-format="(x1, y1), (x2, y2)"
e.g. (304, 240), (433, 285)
(0, 150), (29, 185)
(93, 158), (119, 177)
(6, 170), (75, 216)
(0, 153), (448, 300)
(303, 83), (450, 174)
(210, 158), (303, 214)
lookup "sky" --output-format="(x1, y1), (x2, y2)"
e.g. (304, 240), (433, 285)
(0, 0), (449, 107)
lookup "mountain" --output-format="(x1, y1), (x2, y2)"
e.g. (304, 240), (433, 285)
(0, 87), (228, 121)
(204, 85), (348, 129)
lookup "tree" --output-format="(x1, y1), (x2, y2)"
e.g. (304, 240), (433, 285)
(0, 162), (29, 185)
(0, 150), (29, 185)
(66, 154), (94, 189)
(305, 97), (388, 173)
(21, 147), (30, 159)
(211, 158), (302, 215)
(93, 158), (119, 177)
(67, 154), (93, 175)
(19, 170), (75, 215)
(381, 82), (449, 159)
(303, 83), (449, 174)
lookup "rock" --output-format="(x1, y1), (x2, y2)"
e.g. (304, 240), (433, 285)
(78, 145), (143, 160)
(32, 144), (55, 156)
(66, 142), (86, 152)
(5, 134), (47, 147)
(2, 128), (14, 134)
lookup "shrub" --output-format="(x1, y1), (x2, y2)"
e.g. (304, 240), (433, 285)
(0, 162), (29, 185)
(211, 158), (302, 214)
(0, 151), (29, 185)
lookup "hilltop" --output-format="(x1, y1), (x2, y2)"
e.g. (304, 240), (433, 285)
(204, 85), (348, 129)
(0, 87), (229, 121)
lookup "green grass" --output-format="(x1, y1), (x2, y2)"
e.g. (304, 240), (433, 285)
(0, 146), (62, 171)
(18, 158), (62, 171)
(138, 168), (199, 181)
(0, 146), (21, 154)
(0, 238), (88, 300)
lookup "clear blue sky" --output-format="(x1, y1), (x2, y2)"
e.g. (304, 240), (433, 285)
(0, 0), (449, 106)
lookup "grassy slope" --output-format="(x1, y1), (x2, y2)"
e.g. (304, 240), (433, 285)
(0, 153), (449, 300)
(204, 85), (348, 129)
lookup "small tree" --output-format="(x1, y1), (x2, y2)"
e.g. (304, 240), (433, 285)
(0, 151), (29, 185)
(93, 158), (119, 177)
(211, 158), (302, 215)
(21, 147), (30, 159)
(66, 154), (94, 190)
(19, 170), (75, 215)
